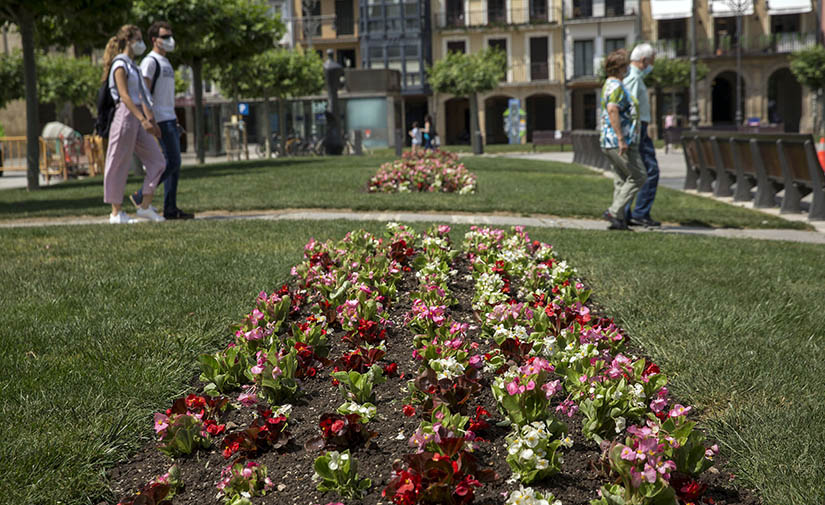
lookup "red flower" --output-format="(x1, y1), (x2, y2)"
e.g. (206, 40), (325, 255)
(643, 362), (661, 378)
(383, 362), (398, 376)
(306, 367), (317, 377)
(222, 440), (239, 459)
(402, 404), (416, 417)
(331, 419), (346, 435)
(185, 394), (206, 409)
(204, 420), (225, 436)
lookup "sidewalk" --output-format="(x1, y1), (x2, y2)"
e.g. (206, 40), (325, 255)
(501, 148), (825, 235)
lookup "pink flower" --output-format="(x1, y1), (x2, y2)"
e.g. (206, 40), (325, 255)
(642, 463), (658, 483)
(506, 381), (520, 396)
(541, 379), (562, 399)
(669, 404), (692, 418)
(242, 467), (253, 479)
(153, 413), (169, 434)
(468, 355), (482, 368)
(250, 364), (265, 375)
(620, 446), (636, 461)
(272, 366), (282, 378)
(649, 398), (667, 413)
(525, 380), (536, 391)
(238, 391), (258, 406)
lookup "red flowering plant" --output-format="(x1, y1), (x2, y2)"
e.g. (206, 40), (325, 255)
(407, 405), (475, 453)
(245, 344), (300, 405)
(341, 316), (388, 348)
(412, 321), (474, 367)
(383, 436), (498, 505)
(332, 346), (386, 373)
(154, 394), (230, 457)
(220, 406), (291, 459)
(304, 412), (378, 451)
(410, 367), (482, 417)
(116, 465), (182, 505)
(368, 149), (477, 194)
(337, 291), (386, 335)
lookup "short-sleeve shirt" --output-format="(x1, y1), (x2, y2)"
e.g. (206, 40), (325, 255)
(109, 55), (153, 108)
(140, 51), (177, 123)
(600, 77), (639, 149)
(411, 127), (421, 144)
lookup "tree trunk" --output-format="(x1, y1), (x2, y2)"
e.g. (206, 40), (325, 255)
(278, 98), (287, 157)
(19, 7), (39, 190)
(191, 58), (206, 164)
(469, 92), (482, 155)
(263, 97), (272, 158)
(820, 89), (825, 137)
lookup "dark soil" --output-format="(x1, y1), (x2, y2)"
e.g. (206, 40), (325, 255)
(107, 253), (762, 505)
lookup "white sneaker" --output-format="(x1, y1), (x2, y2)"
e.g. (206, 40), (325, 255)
(109, 211), (134, 224)
(136, 206), (166, 222)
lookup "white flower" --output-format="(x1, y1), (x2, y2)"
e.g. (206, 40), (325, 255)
(615, 416), (626, 433)
(520, 448), (534, 461)
(560, 435), (573, 448)
(535, 458), (548, 470)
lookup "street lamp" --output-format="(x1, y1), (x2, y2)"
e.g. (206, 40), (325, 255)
(724, 0), (752, 125)
(689, 0), (698, 130)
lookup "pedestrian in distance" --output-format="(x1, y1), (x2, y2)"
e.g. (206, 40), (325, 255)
(622, 42), (661, 227)
(423, 115), (434, 150)
(130, 20), (194, 220)
(101, 24), (166, 224)
(409, 122), (422, 152)
(599, 49), (646, 231)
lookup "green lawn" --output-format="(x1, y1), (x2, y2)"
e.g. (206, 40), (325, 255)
(0, 155), (808, 230)
(0, 220), (822, 505)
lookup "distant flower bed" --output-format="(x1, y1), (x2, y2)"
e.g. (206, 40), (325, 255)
(368, 149), (477, 194)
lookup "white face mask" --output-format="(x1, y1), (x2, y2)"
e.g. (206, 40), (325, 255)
(132, 40), (147, 56)
(160, 36), (175, 52)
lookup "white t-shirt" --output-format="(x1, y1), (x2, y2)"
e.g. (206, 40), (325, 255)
(140, 51), (177, 123)
(109, 55), (153, 108)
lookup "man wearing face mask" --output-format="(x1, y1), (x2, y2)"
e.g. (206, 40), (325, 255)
(622, 43), (660, 227)
(131, 20), (194, 220)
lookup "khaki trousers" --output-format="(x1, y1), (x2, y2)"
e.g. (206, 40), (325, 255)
(602, 145), (647, 220)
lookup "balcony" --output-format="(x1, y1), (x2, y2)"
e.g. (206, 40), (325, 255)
(698, 32), (816, 56)
(653, 39), (688, 58)
(530, 61), (549, 81)
(291, 15), (357, 41)
(435, 6), (555, 29)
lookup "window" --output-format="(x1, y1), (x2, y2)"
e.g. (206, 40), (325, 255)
(574, 39), (594, 77)
(573, 0), (592, 18)
(335, 0), (354, 35)
(530, 0), (548, 22)
(529, 36), (549, 81)
(302, 0), (322, 37)
(446, 40), (467, 54)
(488, 0), (507, 23)
(714, 17), (738, 51)
(445, 0), (464, 27)
(604, 0), (624, 17)
(604, 37), (625, 54)
(657, 18), (686, 56)
(368, 46), (385, 69)
(771, 14), (800, 33)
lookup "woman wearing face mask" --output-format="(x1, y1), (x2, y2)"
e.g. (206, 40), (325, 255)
(101, 24), (166, 223)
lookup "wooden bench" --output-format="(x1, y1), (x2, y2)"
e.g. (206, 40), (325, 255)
(532, 130), (571, 151)
(571, 130), (611, 170)
(681, 130), (825, 221)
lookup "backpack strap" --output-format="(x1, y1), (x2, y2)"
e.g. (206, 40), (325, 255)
(148, 55), (161, 95)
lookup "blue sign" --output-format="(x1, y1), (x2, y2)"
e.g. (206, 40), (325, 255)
(238, 102), (249, 116)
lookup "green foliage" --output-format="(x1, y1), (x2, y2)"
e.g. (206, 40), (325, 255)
(644, 57), (709, 90)
(0, 51), (99, 111)
(790, 44), (825, 90)
(331, 364), (386, 404)
(174, 68), (190, 96)
(312, 450), (372, 499)
(133, 0), (285, 68)
(428, 48), (506, 97)
(209, 47), (324, 101)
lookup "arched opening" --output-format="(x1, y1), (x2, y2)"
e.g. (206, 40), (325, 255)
(711, 71), (745, 125)
(768, 68), (801, 132)
(444, 97), (470, 145)
(526, 94), (557, 142)
(484, 95), (513, 144)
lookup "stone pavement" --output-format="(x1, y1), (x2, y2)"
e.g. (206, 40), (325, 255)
(2, 147), (824, 244)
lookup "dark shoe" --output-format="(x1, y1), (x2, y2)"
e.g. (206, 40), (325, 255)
(164, 208), (195, 220)
(129, 191), (142, 209)
(630, 216), (661, 227)
(603, 210), (629, 231)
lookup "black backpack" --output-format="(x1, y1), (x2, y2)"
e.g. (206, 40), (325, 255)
(94, 55), (129, 138)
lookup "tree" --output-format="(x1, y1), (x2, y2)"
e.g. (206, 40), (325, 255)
(133, 0), (284, 164)
(790, 45), (825, 135)
(428, 48), (506, 153)
(645, 57), (708, 124)
(0, 0), (129, 191)
(210, 47), (323, 157)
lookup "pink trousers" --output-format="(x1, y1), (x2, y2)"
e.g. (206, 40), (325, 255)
(103, 103), (166, 205)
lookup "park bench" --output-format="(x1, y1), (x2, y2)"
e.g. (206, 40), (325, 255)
(571, 130), (611, 170)
(681, 130), (825, 221)
(0, 135), (103, 183)
(532, 130), (571, 151)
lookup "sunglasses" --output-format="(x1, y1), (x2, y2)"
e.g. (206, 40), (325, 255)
(158, 34), (173, 39)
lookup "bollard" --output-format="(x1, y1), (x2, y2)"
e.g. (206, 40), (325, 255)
(473, 130), (483, 155)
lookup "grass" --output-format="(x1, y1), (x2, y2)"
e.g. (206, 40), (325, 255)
(0, 155), (808, 230)
(0, 220), (823, 505)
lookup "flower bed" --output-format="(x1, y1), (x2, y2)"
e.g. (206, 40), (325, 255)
(368, 150), (477, 194)
(111, 224), (759, 505)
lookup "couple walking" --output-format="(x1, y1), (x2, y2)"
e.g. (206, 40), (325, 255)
(600, 44), (661, 231)
(102, 21), (193, 224)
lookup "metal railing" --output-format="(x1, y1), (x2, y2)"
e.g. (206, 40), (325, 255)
(435, 6), (556, 29)
(652, 32), (816, 59)
(290, 15), (356, 40)
(530, 61), (550, 81)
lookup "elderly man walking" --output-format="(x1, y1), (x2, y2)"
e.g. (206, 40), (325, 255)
(622, 43), (660, 227)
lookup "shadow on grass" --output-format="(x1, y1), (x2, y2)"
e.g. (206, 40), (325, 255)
(0, 195), (104, 215)
(677, 219), (726, 229)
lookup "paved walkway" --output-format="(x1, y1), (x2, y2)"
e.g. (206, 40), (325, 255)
(2, 148), (824, 244)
